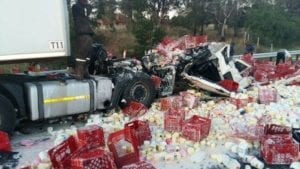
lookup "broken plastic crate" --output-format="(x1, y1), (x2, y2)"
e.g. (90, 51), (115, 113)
(261, 134), (299, 165)
(48, 136), (78, 169)
(230, 97), (254, 109)
(121, 161), (156, 169)
(258, 88), (278, 105)
(71, 148), (117, 169)
(76, 125), (105, 149)
(122, 101), (148, 118)
(164, 108), (186, 132)
(182, 115), (211, 142)
(0, 131), (11, 152)
(125, 120), (152, 147)
(160, 96), (183, 111)
(218, 80), (239, 92)
(230, 124), (264, 141)
(108, 129), (140, 168)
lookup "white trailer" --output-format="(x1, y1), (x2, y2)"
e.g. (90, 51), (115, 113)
(0, 0), (156, 132)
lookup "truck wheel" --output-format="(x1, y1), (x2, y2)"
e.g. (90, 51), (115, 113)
(122, 75), (156, 108)
(0, 95), (16, 133)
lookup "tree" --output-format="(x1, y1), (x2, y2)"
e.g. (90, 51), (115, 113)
(211, 0), (251, 39)
(171, 0), (213, 35)
(120, 0), (147, 21)
(245, 3), (299, 47)
(146, 0), (180, 24)
(132, 17), (166, 56)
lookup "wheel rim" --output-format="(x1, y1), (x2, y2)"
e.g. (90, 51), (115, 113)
(130, 83), (148, 102)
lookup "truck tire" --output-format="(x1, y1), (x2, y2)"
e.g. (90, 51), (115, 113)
(122, 74), (156, 108)
(0, 95), (16, 133)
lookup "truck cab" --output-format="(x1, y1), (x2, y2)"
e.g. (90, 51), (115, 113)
(0, 0), (156, 132)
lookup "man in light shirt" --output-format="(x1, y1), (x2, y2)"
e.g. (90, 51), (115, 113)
(276, 49), (291, 65)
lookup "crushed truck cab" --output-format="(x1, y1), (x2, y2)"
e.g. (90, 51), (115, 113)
(142, 42), (252, 96)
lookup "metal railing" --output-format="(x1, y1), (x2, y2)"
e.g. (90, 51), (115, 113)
(234, 50), (300, 59)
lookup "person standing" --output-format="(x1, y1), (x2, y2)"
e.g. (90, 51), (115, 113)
(72, 0), (94, 79)
(276, 49), (291, 65)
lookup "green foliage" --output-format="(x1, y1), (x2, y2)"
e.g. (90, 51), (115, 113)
(245, 3), (300, 47)
(132, 18), (166, 56)
(171, 0), (212, 35)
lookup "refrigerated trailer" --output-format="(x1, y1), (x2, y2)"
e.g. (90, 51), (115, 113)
(0, 0), (156, 132)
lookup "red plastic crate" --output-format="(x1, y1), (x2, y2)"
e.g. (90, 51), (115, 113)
(261, 134), (299, 165)
(264, 124), (291, 135)
(121, 161), (156, 169)
(125, 120), (152, 146)
(151, 75), (162, 90)
(182, 115), (211, 142)
(254, 70), (268, 83)
(164, 108), (186, 132)
(160, 96), (183, 111)
(258, 88), (278, 105)
(122, 101), (148, 118)
(76, 125), (105, 149)
(0, 131), (11, 152)
(218, 80), (239, 92)
(71, 148), (117, 169)
(230, 97), (254, 109)
(230, 124), (265, 141)
(108, 129), (140, 168)
(48, 136), (78, 169)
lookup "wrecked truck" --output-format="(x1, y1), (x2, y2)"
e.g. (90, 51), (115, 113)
(139, 42), (252, 96)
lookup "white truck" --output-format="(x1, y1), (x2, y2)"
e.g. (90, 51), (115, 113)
(0, 0), (251, 133)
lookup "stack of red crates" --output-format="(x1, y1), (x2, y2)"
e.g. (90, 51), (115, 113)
(164, 108), (186, 132)
(261, 124), (299, 165)
(48, 125), (116, 169)
(108, 129), (140, 168)
(276, 63), (296, 78)
(0, 130), (11, 152)
(182, 115), (211, 142)
(125, 120), (152, 146)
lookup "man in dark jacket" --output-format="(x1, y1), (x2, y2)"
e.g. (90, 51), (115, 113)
(276, 49), (291, 65)
(72, 0), (94, 80)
